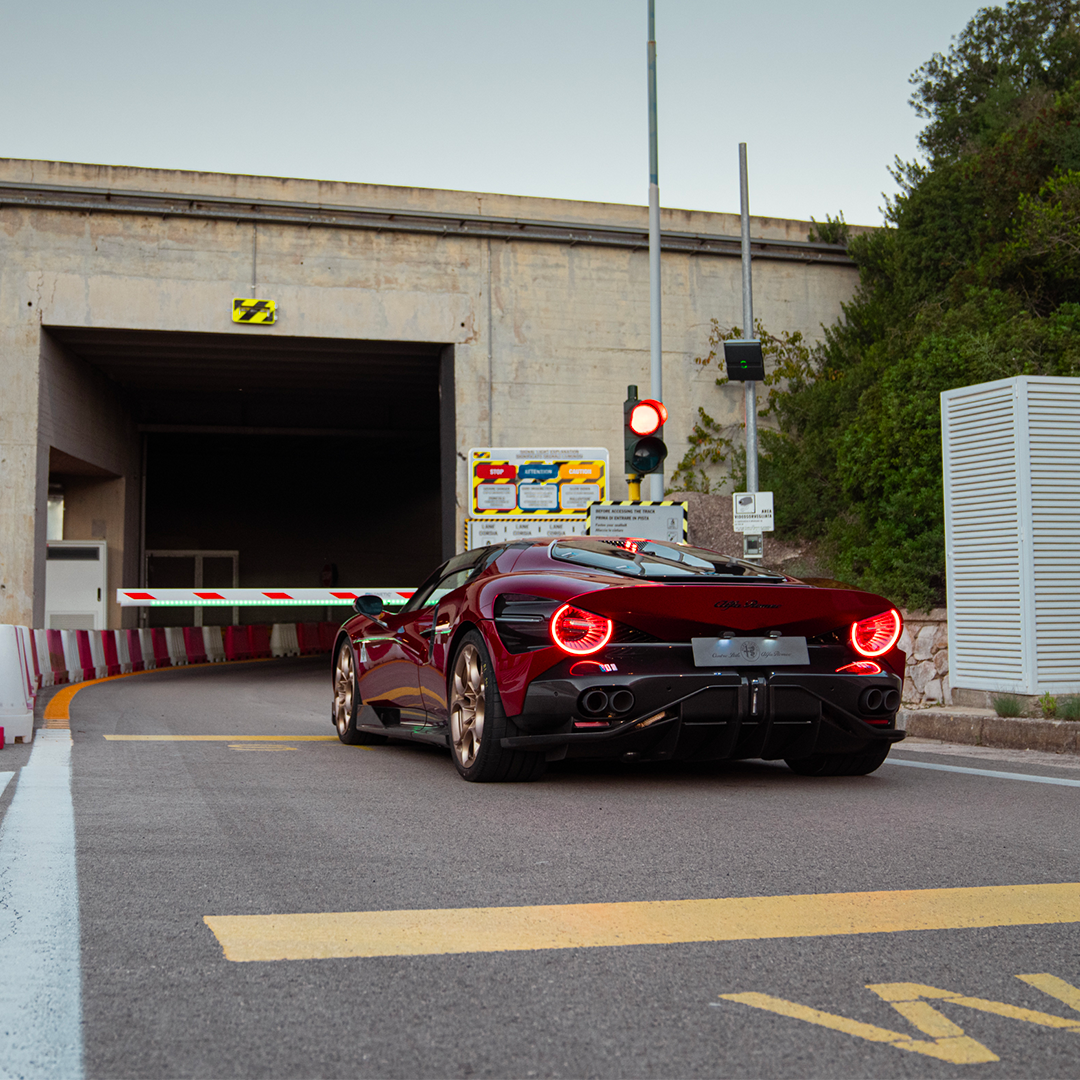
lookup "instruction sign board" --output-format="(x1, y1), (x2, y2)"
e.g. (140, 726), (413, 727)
(587, 501), (688, 544)
(469, 448), (608, 518)
(732, 492), (774, 533)
(465, 517), (587, 550)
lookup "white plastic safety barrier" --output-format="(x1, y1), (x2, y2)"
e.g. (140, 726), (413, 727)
(88, 631), (107, 680)
(202, 626), (226, 663)
(34, 629), (53, 687)
(0, 625), (35, 742)
(270, 623), (300, 657)
(116, 630), (133, 674)
(61, 630), (85, 684)
(138, 628), (157, 670)
(165, 627), (188, 667)
(16, 627), (39, 692)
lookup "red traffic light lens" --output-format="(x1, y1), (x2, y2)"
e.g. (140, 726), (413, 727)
(629, 399), (668, 436)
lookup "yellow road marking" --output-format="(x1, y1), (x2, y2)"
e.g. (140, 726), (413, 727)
(719, 992), (998, 1064)
(103, 735), (338, 741)
(203, 882), (1080, 963)
(43, 657), (279, 723)
(868, 981), (1080, 1030)
(720, 975), (1080, 1066)
(1018, 972), (1080, 1011)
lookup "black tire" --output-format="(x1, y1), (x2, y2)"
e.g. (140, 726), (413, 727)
(447, 630), (545, 783)
(333, 640), (387, 746)
(784, 742), (891, 777)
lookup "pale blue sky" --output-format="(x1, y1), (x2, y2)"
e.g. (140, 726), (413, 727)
(1, 0), (981, 225)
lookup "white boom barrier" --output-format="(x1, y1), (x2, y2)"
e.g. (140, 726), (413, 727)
(116, 588), (415, 607)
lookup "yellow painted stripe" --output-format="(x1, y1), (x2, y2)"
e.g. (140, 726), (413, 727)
(104, 735), (338, 741)
(1018, 972), (1080, 1011)
(43, 656), (279, 723)
(719, 993), (998, 1065)
(203, 882), (1080, 963)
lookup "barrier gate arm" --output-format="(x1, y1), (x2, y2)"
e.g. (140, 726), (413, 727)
(116, 589), (416, 607)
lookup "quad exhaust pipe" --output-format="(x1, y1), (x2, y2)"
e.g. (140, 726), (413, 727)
(579, 688), (636, 717)
(859, 686), (900, 714)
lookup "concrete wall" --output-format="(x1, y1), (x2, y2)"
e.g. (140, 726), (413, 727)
(0, 158), (862, 626)
(36, 331), (141, 628)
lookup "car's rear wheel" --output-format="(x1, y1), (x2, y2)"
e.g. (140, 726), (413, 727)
(334, 641), (386, 745)
(784, 742), (891, 776)
(448, 631), (544, 783)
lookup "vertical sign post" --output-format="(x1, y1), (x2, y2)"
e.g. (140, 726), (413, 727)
(647, 1), (664, 501)
(739, 143), (763, 559)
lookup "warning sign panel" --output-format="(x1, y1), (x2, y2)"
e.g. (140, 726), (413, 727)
(232, 298), (276, 324)
(469, 447), (608, 518)
(587, 501), (688, 544)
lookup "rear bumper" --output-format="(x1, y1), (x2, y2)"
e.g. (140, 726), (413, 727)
(502, 647), (904, 762)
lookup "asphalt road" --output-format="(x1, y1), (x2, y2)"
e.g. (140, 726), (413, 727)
(5, 658), (1080, 1079)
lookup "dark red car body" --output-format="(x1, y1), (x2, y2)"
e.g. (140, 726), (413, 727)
(332, 537), (906, 774)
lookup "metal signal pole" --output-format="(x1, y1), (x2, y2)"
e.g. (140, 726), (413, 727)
(740, 142), (758, 495)
(647, 0), (664, 500)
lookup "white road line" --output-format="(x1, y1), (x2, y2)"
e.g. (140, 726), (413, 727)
(888, 757), (1080, 788)
(0, 733), (84, 1080)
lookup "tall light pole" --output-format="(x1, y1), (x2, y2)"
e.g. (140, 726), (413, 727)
(647, 0), (664, 500)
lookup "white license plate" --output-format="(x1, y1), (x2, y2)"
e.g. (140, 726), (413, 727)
(691, 636), (810, 667)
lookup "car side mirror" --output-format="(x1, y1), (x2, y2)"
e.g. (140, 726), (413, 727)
(354, 594), (385, 617)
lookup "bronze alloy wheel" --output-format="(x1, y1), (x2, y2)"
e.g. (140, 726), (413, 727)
(334, 644), (355, 738)
(450, 642), (485, 768)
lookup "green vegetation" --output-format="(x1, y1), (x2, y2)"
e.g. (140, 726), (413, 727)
(991, 693), (1024, 718)
(1039, 690), (1059, 717)
(1060, 696), (1080, 720)
(677, 2), (1080, 607)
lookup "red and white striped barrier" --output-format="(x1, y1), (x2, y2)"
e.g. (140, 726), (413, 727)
(0, 618), (356, 747)
(116, 588), (414, 607)
(0, 625), (36, 742)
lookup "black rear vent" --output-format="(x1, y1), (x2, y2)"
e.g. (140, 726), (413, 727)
(494, 594), (559, 653)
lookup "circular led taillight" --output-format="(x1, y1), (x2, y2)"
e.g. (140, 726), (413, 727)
(550, 604), (614, 655)
(850, 609), (902, 658)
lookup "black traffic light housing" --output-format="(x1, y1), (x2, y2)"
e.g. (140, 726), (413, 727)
(623, 385), (668, 477)
(723, 339), (765, 381)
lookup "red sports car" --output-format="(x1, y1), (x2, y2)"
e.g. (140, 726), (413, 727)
(331, 537), (906, 782)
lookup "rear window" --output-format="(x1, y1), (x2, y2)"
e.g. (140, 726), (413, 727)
(550, 537), (786, 581)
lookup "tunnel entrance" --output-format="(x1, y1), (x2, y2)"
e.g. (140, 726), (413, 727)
(48, 328), (454, 626)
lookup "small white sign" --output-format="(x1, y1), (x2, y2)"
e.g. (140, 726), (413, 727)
(517, 483), (559, 510)
(732, 492), (774, 533)
(587, 502), (687, 544)
(560, 483), (600, 511)
(476, 483), (518, 511)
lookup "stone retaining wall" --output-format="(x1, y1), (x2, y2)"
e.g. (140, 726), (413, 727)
(898, 608), (949, 707)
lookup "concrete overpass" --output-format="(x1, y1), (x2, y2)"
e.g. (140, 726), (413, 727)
(0, 158), (860, 628)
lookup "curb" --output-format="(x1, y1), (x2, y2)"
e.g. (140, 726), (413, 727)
(898, 709), (1080, 755)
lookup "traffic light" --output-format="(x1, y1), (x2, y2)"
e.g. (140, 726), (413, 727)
(623, 384), (668, 477)
(723, 339), (765, 381)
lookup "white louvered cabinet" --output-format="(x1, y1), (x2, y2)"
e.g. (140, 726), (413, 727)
(942, 376), (1080, 695)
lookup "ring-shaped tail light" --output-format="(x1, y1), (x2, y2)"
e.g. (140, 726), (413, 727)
(550, 604), (614, 655)
(850, 609), (902, 658)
